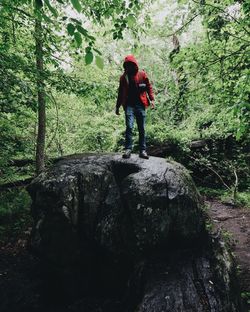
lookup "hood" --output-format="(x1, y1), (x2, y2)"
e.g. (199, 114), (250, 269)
(123, 54), (139, 72)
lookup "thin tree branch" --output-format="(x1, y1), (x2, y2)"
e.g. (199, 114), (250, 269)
(166, 13), (200, 37)
(8, 5), (33, 19)
(188, 155), (231, 190)
(192, 0), (250, 36)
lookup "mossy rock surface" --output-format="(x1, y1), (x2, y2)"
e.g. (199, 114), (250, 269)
(27, 153), (241, 311)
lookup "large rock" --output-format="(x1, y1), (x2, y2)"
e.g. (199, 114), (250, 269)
(27, 153), (241, 311)
(28, 153), (205, 258)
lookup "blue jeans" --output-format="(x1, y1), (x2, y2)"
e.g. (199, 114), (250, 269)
(125, 103), (146, 151)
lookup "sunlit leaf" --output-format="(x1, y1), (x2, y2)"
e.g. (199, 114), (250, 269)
(41, 12), (53, 23)
(44, 0), (58, 17)
(95, 55), (104, 70)
(74, 32), (82, 47)
(70, 0), (82, 13)
(127, 14), (136, 27)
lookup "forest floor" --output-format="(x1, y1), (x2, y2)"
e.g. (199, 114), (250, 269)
(0, 196), (249, 311)
(205, 198), (250, 311)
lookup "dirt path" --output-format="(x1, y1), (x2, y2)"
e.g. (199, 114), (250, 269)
(206, 199), (250, 311)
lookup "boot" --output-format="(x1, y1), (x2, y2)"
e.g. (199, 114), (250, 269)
(123, 149), (132, 159)
(139, 150), (149, 159)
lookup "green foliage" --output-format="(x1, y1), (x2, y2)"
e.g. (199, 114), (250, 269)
(221, 190), (250, 208)
(67, 23), (75, 36)
(74, 31), (82, 47)
(95, 55), (104, 69)
(85, 51), (94, 65)
(205, 219), (214, 232)
(44, 0), (59, 17)
(198, 187), (250, 208)
(0, 0), (249, 195)
(241, 291), (250, 302)
(221, 229), (234, 245)
(70, 0), (82, 13)
(198, 187), (226, 198)
(0, 189), (32, 241)
(127, 14), (137, 27)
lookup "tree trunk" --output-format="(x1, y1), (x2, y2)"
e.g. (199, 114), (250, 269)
(35, 17), (46, 174)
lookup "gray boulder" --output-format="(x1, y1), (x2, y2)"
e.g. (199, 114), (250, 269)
(27, 153), (241, 311)
(27, 153), (205, 259)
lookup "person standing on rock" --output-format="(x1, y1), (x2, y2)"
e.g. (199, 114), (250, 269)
(115, 55), (155, 159)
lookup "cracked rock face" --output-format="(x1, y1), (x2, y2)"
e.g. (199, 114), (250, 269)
(27, 153), (205, 259)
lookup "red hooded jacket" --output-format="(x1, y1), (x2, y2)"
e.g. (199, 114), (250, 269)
(116, 55), (154, 109)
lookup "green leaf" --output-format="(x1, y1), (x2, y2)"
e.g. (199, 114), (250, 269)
(85, 51), (93, 65)
(44, 0), (58, 17)
(77, 25), (87, 36)
(41, 12), (53, 23)
(56, 0), (64, 3)
(127, 14), (136, 27)
(93, 48), (101, 55)
(87, 34), (96, 41)
(243, 3), (250, 14)
(35, 0), (43, 9)
(74, 32), (82, 47)
(95, 55), (104, 70)
(70, 18), (81, 25)
(85, 46), (91, 53)
(70, 0), (82, 13)
(67, 23), (75, 36)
